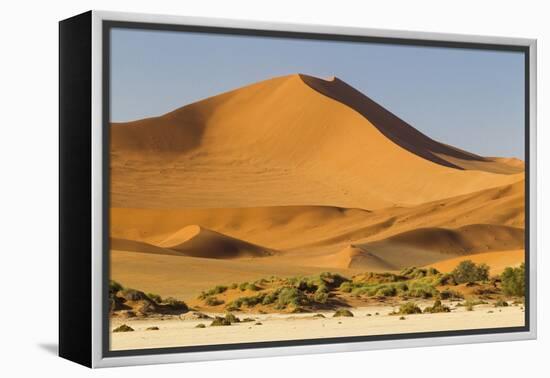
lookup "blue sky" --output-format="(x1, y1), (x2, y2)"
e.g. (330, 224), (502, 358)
(110, 28), (525, 158)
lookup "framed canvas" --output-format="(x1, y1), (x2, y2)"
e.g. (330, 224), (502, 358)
(59, 10), (537, 368)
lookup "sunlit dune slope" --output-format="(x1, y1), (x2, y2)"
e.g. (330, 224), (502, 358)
(111, 74), (523, 210)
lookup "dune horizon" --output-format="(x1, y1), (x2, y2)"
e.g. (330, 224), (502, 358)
(108, 73), (525, 348)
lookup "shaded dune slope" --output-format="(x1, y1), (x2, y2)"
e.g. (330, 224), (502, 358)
(300, 74), (522, 174)
(112, 227), (274, 260)
(342, 224), (524, 270)
(111, 237), (182, 256)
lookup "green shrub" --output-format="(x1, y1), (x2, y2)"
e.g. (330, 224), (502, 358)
(376, 286), (397, 297)
(205, 296), (224, 306)
(401, 267), (439, 279)
(230, 283), (238, 289)
(501, 263), (525, 297)
(120, 288), (149, 301)
(147, 293), (162, 303)
(195, 323), (206, 328)
(164, 297), (188, 311)
(210, 316), (231, 326)
(494, 299), (509, 307)
(239, 282), (260, 292)
(224, 313), (240, 323)
(439, 289), (463, 300)
(314, 290), (329, 304)
(113, 324), (134, 332)
(451, 261), (490, 284)
(109, 280), (124, 295)
(276, 287), (307, 308)
(262, 291), (279, 305)
(435, 273), (457, 286)
(407, 282), (439, 298)
(333, 309), (354, 317)
(397, 302), (422, 315)
(423, 299), (450, 313)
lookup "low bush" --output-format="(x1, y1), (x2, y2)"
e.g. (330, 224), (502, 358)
(406, 282), (439, 298)
(339, 281), (353, 293)
(451, 261), (490, 284)
(224, 313), (240, 323)
(120, 288), (149, 302)
(199, 285), (228, 299)
(210, 316), (231, 326)
(195, 323), (206, 328)
(113, 324), (134, 333)
(501, 263), (525, 297)
(494, 299), (509, 307)
(314, 290), (329, 304)
(439, 289), (463, 300)
(401, 267), (439, 280)
(423, 299), (450, 313)
(163, 297), (188, 311)
(204, 296), (224, 306)
(276, 287), (308, 309)
(238, 282), (260, 291)
(333, 309), (354, 317)
(397, 302), (422, 315)
(109, 280), (124, 295)
(147, 293), (162, 304)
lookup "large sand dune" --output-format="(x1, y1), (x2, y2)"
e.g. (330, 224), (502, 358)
(111, 74), (523, 210)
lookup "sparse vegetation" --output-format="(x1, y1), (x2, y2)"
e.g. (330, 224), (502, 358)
(109, 280), (124, 295)
(198, 285), (228, 299)
(113, 324), (134, 332)
(163, 297), (189, 311)
(146, 326), (159, 331)
(501, 263), (525, 297)
(224, 313), (241, 324)
(494, 299), (509, 307)
(451, 260), (490, 284)
(210, 316), (232, 326)
(333, 309), (354, 317)
(423, 299), (450, 313)
(396, 302), (422, 315)
(439, 288), (463, 300)
(147, 293), (162, 304)
(204, 296), (224, 306)
(195, 323), (206, 328)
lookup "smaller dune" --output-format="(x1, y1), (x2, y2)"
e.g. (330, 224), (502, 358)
(158, 225), (274, 259)
(338, 245), (396, 270)
(110, 238), (182, 256)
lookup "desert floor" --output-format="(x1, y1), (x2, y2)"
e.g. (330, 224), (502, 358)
(110, 301), (525, 351)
